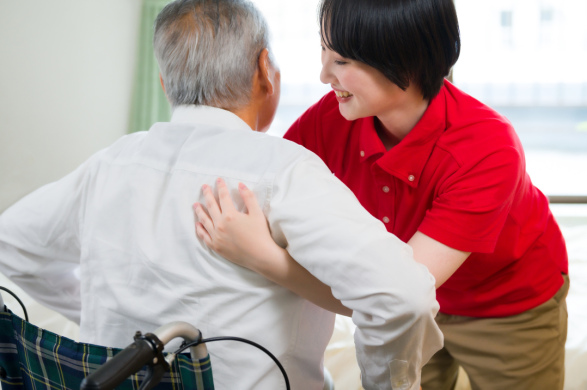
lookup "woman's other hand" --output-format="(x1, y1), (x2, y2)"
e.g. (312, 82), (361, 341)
(193, 178), (279, 273)
(193, 178), (351, 316)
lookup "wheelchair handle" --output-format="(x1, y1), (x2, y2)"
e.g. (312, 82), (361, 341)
(80, 331), (165, 390)
(80, 321), (207, 390)
(152, 321), (208, 361)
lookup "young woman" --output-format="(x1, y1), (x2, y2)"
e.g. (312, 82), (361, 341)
(194, 0), (569, 388)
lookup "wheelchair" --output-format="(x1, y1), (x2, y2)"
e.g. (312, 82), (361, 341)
(0, 287), (291, 390)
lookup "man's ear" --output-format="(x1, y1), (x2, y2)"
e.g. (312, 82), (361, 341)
(159, 74), (166, 94)
(257, 48), (275, 96)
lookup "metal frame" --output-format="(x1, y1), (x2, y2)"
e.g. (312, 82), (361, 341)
(548, 196), (587, 204)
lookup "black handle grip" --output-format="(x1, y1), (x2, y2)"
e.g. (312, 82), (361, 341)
(80, 339), (156, 390)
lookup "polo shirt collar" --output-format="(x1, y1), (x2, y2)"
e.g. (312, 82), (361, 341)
(359, 117), (387, 161)
(171, 104), (252, 132)
(359, 86), (448, 188)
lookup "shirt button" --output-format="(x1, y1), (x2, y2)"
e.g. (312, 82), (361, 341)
(408, 175), (415, 182)
(382, 186), (390, 193)
(360, 151), (365, 157)
(382, 217), (390, 223)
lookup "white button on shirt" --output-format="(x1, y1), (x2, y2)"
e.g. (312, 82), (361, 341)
(0, 105), (441, 390)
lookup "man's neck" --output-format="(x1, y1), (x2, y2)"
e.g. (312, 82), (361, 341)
(228, 105), (258, 131)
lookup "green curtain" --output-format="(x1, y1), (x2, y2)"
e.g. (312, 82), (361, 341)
(128, 0), (172, 133)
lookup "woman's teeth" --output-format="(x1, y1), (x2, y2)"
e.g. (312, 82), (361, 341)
(335, 91), (353, 98)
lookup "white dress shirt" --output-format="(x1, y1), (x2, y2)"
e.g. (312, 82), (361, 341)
(0, 105), (442, 390)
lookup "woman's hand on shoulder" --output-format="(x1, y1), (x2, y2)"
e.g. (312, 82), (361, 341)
(194, 178), (352, 316)
(193, 178), (281, 273)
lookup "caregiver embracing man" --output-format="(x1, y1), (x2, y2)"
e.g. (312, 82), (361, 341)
(195, 0), (570, 389)
(0, 0), (442, 389)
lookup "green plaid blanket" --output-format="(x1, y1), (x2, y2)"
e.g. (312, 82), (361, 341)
(0, 311), (214, 390)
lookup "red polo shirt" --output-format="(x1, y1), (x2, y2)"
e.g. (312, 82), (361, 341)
(285, 80), (568, 317)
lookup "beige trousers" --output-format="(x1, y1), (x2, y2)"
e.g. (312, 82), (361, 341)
(422, 275), (569, 390)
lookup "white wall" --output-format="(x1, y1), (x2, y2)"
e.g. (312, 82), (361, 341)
(0, 0), (142, 212)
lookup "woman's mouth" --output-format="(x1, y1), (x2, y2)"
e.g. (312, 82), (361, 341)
(334, 90), (353, 104)
(334, 90), (353, 98)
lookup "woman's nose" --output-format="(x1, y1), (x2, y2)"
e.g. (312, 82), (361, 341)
(319, 55), (332, 85)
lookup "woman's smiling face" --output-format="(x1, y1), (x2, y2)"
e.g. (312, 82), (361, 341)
(319, 44), (409, 122)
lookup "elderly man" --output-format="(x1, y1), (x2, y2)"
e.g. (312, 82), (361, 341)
(0, 0), (442, 389)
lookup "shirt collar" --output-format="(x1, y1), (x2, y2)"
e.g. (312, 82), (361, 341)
(359, 117), (387, 161)
(171, 105), (252, 132)
(359, 83), (448, 188)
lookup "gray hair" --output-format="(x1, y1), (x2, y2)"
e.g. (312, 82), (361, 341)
(153, 0), (271, 109)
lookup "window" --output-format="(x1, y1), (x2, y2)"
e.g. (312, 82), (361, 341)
(251, 0), (328, 137)
(252, 0), (587, 200)
(453, 0), (587, 198)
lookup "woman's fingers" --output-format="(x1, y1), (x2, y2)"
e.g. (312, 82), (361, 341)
(216, 178), (236, 214)
(238, 182), (262, 217)
(195, 221), (213, 247)
(193, 202), (215, 240)
(201, 184), (222, 221)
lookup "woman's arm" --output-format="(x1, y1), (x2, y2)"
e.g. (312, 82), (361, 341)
(193, 178), (351, 316)
(407, 231), (470, 288)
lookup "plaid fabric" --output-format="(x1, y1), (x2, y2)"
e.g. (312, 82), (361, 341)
(0, 311), (214, 390)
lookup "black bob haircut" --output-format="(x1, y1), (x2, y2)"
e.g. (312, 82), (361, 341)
(319, 0), (461, 100)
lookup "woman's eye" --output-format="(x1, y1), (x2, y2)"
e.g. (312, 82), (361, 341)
(334, 60), (347, 65)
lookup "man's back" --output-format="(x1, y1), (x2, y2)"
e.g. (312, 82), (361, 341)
(75, 105), (335, 389)
(0, 104), (442, 389)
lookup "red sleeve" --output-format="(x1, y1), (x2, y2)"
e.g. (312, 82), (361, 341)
(283, 113), (304, 144)
(418, 145), (525, 253)
(283, 93), (335, 156)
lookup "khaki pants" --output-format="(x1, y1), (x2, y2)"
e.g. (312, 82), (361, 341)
(422, 275), (569, 390)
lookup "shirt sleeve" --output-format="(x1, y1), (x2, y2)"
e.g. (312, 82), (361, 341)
(267, 150), (443, 390)
(0, 157), (98, 323)
(283, 110), (317, 153)
(418, 145), (525, 253)
(283, 94), (328, 155)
